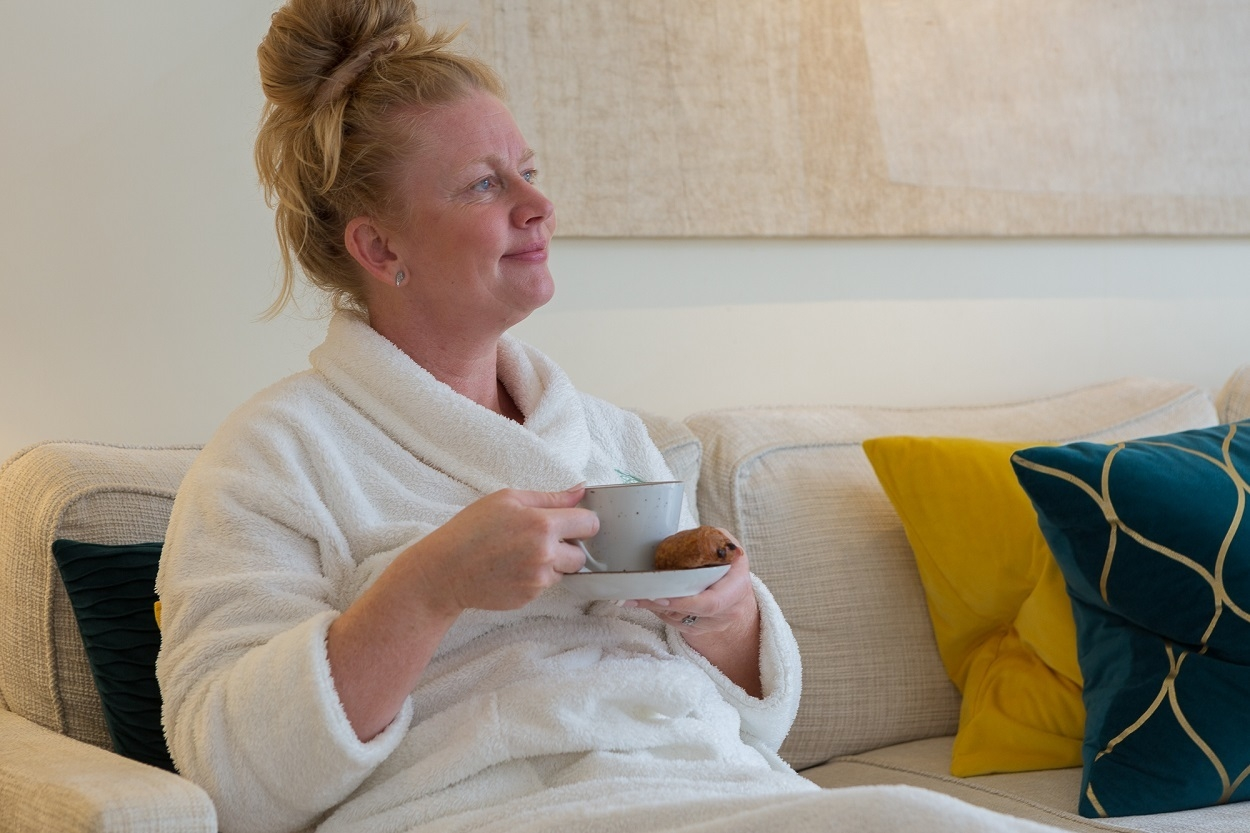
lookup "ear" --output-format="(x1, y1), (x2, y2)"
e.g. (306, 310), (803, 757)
(344, 216), (401, 287)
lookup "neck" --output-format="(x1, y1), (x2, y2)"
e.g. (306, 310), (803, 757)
(367, 312), (522, 422)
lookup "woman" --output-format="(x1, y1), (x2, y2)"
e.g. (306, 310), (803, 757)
(156, 2), (1063, 831)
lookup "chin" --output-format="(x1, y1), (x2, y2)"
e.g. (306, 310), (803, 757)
(516, 269), (556, 310)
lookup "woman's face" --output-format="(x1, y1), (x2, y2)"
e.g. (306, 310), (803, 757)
(384, 90), (556, 336)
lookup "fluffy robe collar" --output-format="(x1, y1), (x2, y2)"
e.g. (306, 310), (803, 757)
(309, 312), (591, 495)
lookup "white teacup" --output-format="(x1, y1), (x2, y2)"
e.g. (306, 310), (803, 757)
(574, 481), (684, 572)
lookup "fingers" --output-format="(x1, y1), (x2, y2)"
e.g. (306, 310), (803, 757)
(507, 486), (601, 570)
(408, 486), (605, 609)
(510, 484), (585, 509)
(550, 504), (600, 542)
(625, 549), (752, 629)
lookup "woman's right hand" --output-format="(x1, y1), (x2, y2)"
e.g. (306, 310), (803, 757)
(327, 485), (597, 741)
(406, 485), (599, 614)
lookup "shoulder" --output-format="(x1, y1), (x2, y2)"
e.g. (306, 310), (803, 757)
(188, 370), (350, 486)
(213, 370), (337, 443)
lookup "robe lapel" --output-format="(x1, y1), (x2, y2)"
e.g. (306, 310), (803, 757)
(310, 313), (591, 495)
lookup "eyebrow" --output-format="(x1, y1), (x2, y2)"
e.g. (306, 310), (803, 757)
(455, 148), (537, 178)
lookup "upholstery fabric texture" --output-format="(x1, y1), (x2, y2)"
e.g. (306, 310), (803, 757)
(863, 436), (1083, 776)
(1215, 365), (1250, 424)
(50, 539), (172, 771)
(804, 735), (1250, 833)
(0, 442), (199, 750)
(0, 708), (214, 833)
(688, 377), (1217, 770)
(1012, 421), (1250, 818)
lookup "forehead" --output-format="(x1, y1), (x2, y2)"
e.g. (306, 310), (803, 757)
(399, 90), (529, 175)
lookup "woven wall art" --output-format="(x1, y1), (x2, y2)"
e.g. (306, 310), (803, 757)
(426, 0), (1250, 237)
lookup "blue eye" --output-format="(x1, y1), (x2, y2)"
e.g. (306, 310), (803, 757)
(471, 177), (493, 192)
(523, 169), (538, 183)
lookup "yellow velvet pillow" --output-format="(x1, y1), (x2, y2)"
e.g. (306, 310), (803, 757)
(863, 436), (1084, 776)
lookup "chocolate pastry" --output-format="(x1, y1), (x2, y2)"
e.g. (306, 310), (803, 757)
(654, 526), (741, 570)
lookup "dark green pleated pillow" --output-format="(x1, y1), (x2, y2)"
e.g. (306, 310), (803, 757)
(51, 539), (174, 771)
(1011, 420), (1250, 818)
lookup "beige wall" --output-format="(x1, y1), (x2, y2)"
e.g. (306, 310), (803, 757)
(2, 1), (1249, 462)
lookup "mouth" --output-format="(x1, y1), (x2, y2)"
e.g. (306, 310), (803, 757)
(503, 241), (549, 262)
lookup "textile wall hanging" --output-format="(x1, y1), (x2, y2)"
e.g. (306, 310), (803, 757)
(426, 0), (1250, 237)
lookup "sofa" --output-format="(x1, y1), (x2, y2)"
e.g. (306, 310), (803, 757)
(4, 367), (1250, 832)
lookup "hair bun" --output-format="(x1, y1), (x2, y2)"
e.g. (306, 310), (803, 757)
(313, 33), (406, 106)
(258, 0), (421, 112)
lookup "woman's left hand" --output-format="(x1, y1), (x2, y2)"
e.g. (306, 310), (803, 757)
(624, 530), (763, 697)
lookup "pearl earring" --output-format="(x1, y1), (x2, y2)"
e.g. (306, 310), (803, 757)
(395, 271), (406, 287)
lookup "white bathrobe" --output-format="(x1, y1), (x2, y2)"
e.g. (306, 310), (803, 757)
(156, 313), (1064, 833)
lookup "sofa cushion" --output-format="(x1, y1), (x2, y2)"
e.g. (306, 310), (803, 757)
(1013, 421), (1250, 818)
(803, 735), (1248, 833)
(0, 442), (199, 750)
(863, 436), (1083, 776)
(50, 539), (173, 771)
(803, 737), (1099, 832)
(1215, 363), (1250, 425)
(687, 377), (1217, 770)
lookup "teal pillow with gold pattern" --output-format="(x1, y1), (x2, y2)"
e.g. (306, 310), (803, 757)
(1011, 420), (1250, 818)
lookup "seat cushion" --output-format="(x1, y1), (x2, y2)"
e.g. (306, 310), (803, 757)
(802, 735), (1250, 833)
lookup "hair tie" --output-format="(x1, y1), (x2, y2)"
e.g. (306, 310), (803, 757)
(314, 34), (404, 107)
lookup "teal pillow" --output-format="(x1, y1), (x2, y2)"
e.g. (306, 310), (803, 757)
(50, 540), (174, 772)
(1011, 421), (1250, 818)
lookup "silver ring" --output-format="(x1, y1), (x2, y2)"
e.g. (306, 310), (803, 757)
(681, 614), (698, 626)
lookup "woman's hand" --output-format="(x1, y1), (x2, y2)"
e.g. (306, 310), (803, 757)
(409, 486), (598, 615)
(624, 530), (763, 697)
(327, 486), (597, 741)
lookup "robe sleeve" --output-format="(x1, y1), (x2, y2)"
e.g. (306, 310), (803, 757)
(665, 575), (803, 757)
(156, 431), (413, 833)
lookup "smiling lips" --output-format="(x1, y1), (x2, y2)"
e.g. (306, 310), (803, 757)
(503, 242), (548, 262)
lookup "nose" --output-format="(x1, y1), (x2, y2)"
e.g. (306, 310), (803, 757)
(512, 177), (554, 228)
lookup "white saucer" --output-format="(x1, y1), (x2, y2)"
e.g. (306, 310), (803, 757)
(561, 565), (730, 601)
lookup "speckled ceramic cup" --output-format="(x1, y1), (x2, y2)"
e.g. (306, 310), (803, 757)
(574, 481), (684, 572)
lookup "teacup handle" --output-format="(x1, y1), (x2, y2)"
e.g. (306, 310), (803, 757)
(571, 539), (608, 572)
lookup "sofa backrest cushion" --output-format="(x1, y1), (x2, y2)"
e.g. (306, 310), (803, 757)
(0, 442), (200, 750)
(1216, 364), (1250, 424)
(686, 378), (1218, 771)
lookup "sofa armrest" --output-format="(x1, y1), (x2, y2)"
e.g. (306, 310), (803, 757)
(0, 709), (215, 833)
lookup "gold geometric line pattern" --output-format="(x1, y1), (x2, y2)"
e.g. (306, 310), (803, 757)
(1013, 423), (1250, 816)
(1164, 646), (1229, 801)
(1231, 763), (1250, 798)
(1099, 444), (1122, 604)
(1085, 783), (1106, 817)
(1090, 647), (1175, 764)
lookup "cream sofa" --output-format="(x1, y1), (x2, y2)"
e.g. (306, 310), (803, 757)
(4, 368), (1250, 833)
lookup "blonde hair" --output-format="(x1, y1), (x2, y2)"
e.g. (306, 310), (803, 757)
(255, 0), (504, 317)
